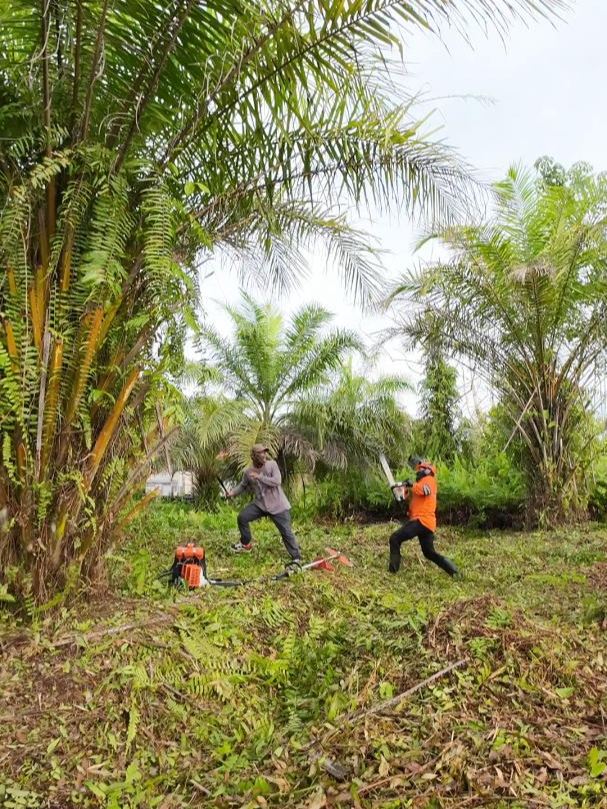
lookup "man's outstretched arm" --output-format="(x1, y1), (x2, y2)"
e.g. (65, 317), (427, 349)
(226, 473), (249, 498)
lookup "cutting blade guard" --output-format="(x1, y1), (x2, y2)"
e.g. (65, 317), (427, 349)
(323, 547), (353, 567)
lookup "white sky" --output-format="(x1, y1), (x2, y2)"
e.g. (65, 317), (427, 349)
(197, 0), (607, 417)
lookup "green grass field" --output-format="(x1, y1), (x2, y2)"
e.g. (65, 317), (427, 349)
(1, 503), (606, 809)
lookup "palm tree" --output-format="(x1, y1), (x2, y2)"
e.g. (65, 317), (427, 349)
(169, 396), (240, 506)
(198, 294), (361, 469)
(0, 0), (562, 598)
(388, 164), (607, 524)
(292, 359), (411, 471)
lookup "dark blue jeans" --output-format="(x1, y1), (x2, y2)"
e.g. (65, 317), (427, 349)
(389, 519), (457, 575)
(237, 503), (300, 559)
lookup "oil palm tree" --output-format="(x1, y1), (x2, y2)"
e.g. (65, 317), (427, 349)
(169, 395), (241, 506)
(0, 0), (561, 598)
(292, 358), (411, 471)
(389, 164), (607, 524)
(197, 294), (361, 469)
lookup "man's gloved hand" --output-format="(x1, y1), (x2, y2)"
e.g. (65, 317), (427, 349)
(390, 483), (407, 501)
(391, 480), (412, 499)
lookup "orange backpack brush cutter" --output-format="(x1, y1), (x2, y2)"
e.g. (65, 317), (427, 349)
(166, 543), (208, 588)
(159, 545), (352, 590)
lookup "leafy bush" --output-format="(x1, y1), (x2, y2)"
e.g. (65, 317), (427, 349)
(588, 450), (607, 521)
(293, 471), (392, 521)
(295, 451), (525, 529)
(432, 454), (525, 529)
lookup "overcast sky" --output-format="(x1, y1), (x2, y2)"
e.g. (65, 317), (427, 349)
(198, 0), (606, 416)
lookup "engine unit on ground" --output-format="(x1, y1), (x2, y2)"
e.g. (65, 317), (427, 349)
(171, 543), (208, 588)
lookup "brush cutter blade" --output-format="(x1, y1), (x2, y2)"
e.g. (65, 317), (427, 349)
(306, 557), (334, 571)
(312, 559), (334, 572)
(324, 547), (353, 567)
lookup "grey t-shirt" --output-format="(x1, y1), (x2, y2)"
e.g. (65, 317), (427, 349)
(231, 460), (290, 514)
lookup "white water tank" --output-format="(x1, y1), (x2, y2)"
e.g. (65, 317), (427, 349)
(145, 470), (193, 498)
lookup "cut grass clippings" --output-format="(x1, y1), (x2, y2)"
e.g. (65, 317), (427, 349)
(1, 502), (606, 808)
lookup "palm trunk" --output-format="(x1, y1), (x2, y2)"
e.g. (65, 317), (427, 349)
(517, 380), (588, 527)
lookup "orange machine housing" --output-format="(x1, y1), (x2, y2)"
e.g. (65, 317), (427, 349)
(174, 543), (207, 588)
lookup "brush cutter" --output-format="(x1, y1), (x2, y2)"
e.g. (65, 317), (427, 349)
(270, 547), (353, 580)
(158, 543), (209, 588)
(159, 545), (353, 590)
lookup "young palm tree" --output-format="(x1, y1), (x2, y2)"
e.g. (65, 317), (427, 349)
(168, 396), (240, 505)
(0, 0), (561, 598)
(389, 165), (607, 524)
(198, 294), (361, 468)
(292, 359), (411, 470)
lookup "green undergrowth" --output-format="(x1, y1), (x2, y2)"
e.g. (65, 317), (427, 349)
(1, 502), (606, 809)
(288, 459), (526, 528)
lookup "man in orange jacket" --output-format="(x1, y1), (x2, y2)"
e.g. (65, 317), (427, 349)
(389, 455), (458, 576)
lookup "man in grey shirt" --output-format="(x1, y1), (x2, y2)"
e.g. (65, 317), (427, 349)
(223, 444), (301, 559)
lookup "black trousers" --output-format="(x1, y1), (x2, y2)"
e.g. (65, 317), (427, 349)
(389, 519), (458, 576)
(237, 503), (301, 559)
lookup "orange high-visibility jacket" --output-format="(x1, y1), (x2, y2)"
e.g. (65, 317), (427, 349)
(407, 463), (437, 532)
